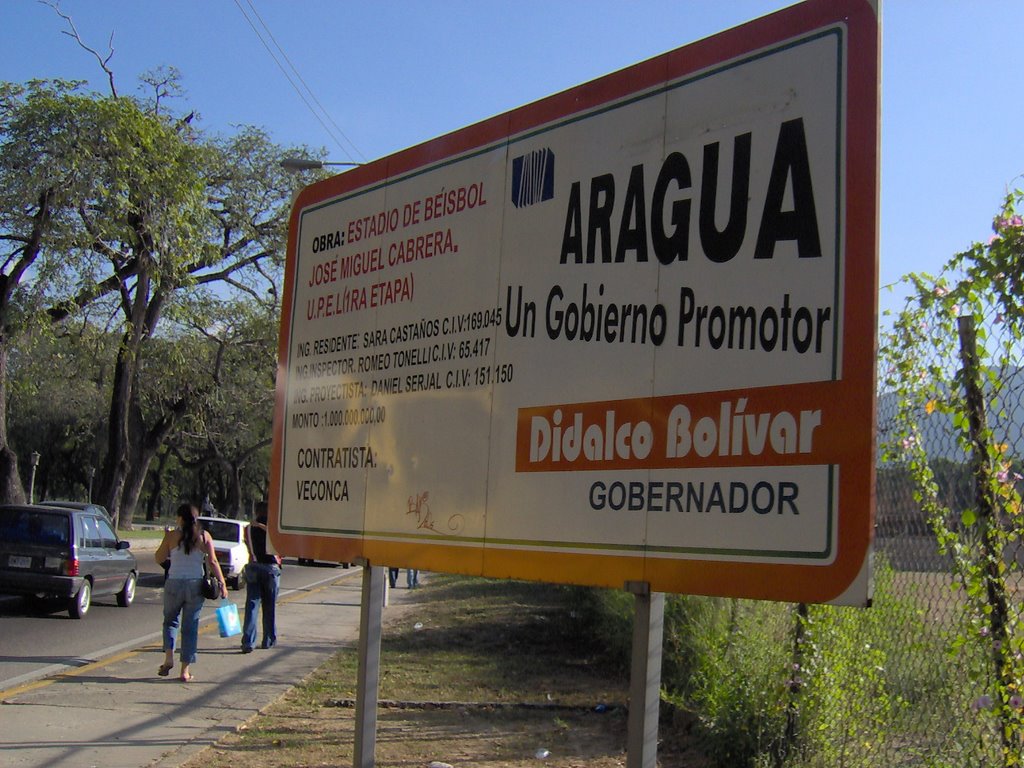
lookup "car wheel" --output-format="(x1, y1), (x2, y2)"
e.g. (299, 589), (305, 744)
(229, 576), (240, 591)
(69, 580), (92, 619)
(117, 571), (137, 607)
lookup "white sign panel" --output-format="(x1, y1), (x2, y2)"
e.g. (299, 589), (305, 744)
(270, 0), (878, 604)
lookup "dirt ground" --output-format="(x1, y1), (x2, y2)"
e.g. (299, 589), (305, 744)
(182, 575), (711, 768)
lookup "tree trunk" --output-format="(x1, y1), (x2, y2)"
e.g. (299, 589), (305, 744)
(99, 338), (135, 529)
(100, 268), (157, 529)
(224, 458), (242, 519)
(145, 449), (171, 521)
(0, 341), (27, 504)
(120, 446), (155, 531)
(120, 391), (192, 527)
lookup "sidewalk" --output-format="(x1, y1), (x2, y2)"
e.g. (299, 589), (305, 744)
(0, 563), (422, 768)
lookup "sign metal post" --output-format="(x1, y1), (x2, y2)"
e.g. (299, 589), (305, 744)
(626, 582), (665, 768)
(353, 561), (384, 768)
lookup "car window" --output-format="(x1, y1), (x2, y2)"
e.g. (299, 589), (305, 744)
(0, 508), (70, 546)
(96, 517), (119, 548)
(86, 504), (114, 525)
(202, 520), (243, 543)
(81, 515), (102, 548)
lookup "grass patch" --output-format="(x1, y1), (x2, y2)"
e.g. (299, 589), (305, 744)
(183, 574), (704, 767)
(123, 528), (166, 540)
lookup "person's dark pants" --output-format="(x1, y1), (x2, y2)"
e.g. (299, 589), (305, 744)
(242, 562), (280, 651)
(388, 567), (399, 588)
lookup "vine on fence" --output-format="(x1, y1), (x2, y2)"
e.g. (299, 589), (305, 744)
(881, 186), (1024, 765)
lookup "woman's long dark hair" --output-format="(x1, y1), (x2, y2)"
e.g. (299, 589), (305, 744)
(177, 503), (201, 554)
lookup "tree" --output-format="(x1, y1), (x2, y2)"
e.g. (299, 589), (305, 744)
(1, 75), (311, 523)
(97, 120), (299, 528)
(7, 314), (114, 502)
(0, 79), (156, 503)
(3, 8), (322, 521)
(172, 298), (279, 518)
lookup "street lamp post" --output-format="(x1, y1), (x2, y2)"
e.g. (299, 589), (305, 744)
(29, 451), (40, 504)
(87, 466), (96, 503)
(279, 157), (362, 172)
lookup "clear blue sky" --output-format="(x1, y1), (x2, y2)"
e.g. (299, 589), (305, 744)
(3, 1), (1023, 321)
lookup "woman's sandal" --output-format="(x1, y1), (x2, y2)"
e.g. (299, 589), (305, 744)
(158, 663), (173, 677)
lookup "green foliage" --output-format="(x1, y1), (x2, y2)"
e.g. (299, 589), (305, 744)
(567, 585), (792, 766)
(792, 560), (936, 766)
(878, 185), (1024, 764)
(0, 79), (208, 298)
(0, 72), (308, 515)
(675, 598), (792, 766)
(562, 584), (634, 674)
(8, 323), (113, 498)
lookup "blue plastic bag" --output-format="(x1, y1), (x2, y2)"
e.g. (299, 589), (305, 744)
(216, 599), (241, 638)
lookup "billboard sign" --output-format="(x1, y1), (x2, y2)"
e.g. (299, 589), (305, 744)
(270, 0), (879, 604)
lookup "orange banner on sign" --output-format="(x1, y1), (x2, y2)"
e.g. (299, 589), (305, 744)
(516, 381), (861, 473)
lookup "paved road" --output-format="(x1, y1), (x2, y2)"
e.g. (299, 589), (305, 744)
(0, 538), (351, 690)
(0, 545), (424, 768)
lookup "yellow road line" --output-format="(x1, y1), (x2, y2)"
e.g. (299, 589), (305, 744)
(0, 644), (160, 698)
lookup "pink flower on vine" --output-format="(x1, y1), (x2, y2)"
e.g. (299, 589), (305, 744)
(972, 694), (993, 712)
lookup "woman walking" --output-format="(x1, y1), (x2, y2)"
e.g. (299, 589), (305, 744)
(155, 503), (228, 682)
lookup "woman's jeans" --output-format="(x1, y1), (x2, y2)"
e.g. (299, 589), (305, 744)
(242, 562), (280, 650)
(163, 578), (204, 664)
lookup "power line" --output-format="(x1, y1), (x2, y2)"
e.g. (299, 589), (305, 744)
(242, 0), (365, 163)
(232, 0), (363, 162)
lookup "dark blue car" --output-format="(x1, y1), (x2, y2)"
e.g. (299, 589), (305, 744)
(0, 504), (137, 619)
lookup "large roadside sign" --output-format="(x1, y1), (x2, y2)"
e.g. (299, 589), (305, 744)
(269, 0), (879, 604)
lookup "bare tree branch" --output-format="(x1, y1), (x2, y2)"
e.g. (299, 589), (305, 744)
(191, 249), (273, 285)
(42, 0), (118, 97)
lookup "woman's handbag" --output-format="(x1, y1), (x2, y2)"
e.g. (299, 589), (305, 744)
(216, 599), (241, 637)
(201, 558), (219, 600)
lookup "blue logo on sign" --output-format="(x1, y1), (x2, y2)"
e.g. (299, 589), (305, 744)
(510, 148), (555, 208)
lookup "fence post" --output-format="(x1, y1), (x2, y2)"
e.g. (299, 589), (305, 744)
(779, 602), (809, 766)
(957, 315), (1014, 760)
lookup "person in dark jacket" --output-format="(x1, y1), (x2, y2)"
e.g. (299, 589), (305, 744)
(240, 505), (281, 653)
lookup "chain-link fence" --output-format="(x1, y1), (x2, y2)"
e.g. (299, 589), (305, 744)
(787, 260), (1023, 765)
(864, 283), (1023, 765)
(647, 203), (1024, 766)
